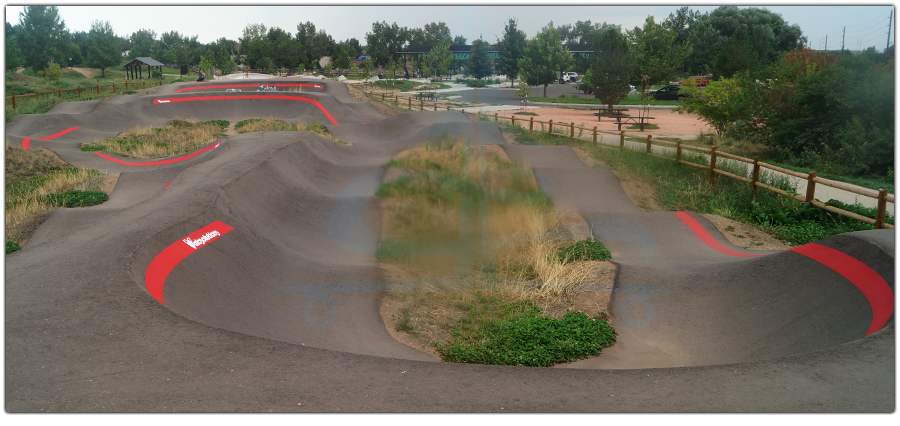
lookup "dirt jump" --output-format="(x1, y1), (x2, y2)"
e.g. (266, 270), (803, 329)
(4, 78), (894, 412)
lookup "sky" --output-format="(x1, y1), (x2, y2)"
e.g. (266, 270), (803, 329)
(3, 1), (896, 52)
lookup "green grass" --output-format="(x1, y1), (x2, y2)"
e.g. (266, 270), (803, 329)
(372, 79), (452, 92)
(557, 239), (612, 263)
(42, 190), (109, 208)
(6, 241), (21, 254)
(436, 296), (616, 367)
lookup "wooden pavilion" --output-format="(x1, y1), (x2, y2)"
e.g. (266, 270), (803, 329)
(123, 57), (164, 79)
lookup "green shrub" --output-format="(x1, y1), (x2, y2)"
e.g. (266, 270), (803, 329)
(6, 241), (22, 254)
(43, 190), (109, 207)
(438, 306), (616, 367)
(557, 238), (611, 263)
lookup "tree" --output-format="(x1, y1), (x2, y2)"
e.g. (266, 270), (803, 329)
(586, 26), (635, 110)
(468, 38), (494, 80)
(631, 17), (692, 87)
(365, 21), (407, 66)
(128, 29), (158, 59)
(453, 35), (467, 46)
(422, 44), (451, 79)
(86, 20), (120, 77)
(677, 76), (752, 137)
(332, 43), (350, 70)
(518, 26), (573, 97)
(495, 18), (527, 87)
(38, 62), (61, 88)
(296, 21), (334, 65)
(713, 28), (759, 78)
(423, 22), (453, 46)
(18, 5), (68, 73)
(199, 55), (215, 78)
(6, 23), (24, 72)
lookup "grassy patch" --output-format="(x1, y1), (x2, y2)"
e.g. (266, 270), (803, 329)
(437, 298), (616, 367)
(5, 143), (108, 245)
(235, 117), (347, 144)
(373, 80), (451, 92)
(80, 117), (228, 158)
(557, 239), (611, 263)
(6, 241), (21, 254)
(379, 135), (616, 366)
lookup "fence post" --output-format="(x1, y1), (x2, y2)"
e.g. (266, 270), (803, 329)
(529, 117), (534, 132)
(434, 104), (437, 111)
(676, 140), (683, 163)
(11, 94), (16, 109)
(751, 156), (761, 198)
(382, 93), (385, 101)
(570, 122), (574, 139)
(113, 82), (116, 93)
(96, 84), (99, 94)
(709, 146), (718, 183)
(495, 112), (498, 122)
(804, 172), (817, 203)
(549, 119), (553, 134)
(645, 135), (652, 154)
(593, 126), (597, 144)
(420, 97), (423, 110)
(408, 97), (411, 109)
(58, 88), (61, 99)
(78, 86), (82, 97)
(619, 131), (624, 149)
(511, 116), (516, 127)
(876, 189), (888, 229)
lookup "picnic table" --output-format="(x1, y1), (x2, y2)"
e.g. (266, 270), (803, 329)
(590, 106), (629, 120)
(614, 115), (655, 131)
(415, 91), (436, 100)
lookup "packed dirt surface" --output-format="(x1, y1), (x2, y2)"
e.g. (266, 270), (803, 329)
(496, 106), (715, 136)
(70, 67), (99, 79)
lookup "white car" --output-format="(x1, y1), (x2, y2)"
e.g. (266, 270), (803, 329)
(559, 72), (579, 83)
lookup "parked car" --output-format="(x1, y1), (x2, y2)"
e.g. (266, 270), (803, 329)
(679, 74), (713, 86)
(651, 84), (688, 101)
(559, 72), (579, 83)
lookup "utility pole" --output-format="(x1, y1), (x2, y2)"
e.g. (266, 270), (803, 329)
(841, 27), (845, 53)
(887, 10), (893, 53)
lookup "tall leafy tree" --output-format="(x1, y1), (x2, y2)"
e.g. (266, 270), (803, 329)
(713, 28), (759, 78)
(422, 43), (452, 78)
(86, 20), (121, 77)
(365, 21), (407, 66)
(6, 22), (24, 71)
(587, 25), (635, 110)
(468, 38), (494, 80)
(495, 18), (527, 87)
(17, 5), (68, 73)
(423, 22), (452, 46)
(295, 21), (333, 64)
(127, 29), (158, 59)
(332, 43), (350, 70)
(631, 16), (692, 87)
(518, 26), (573, 97)
(453, 35), (467, 46)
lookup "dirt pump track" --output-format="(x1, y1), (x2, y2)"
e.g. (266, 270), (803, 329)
(4, 79), (895, 412)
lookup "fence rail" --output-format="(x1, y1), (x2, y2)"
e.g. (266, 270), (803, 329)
(6, 80), (164, 110)
(445, 107), (895, 230)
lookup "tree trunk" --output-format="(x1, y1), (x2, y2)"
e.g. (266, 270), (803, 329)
(543, 83), (548, 97)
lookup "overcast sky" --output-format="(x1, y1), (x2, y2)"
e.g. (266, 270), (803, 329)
(4, 1), (896, 52)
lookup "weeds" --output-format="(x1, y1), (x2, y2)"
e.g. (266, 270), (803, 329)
(235, 117), (347, 144)
(80, 117), (228, 158)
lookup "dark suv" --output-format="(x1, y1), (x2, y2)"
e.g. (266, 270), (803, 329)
(651, 85), (688, 101)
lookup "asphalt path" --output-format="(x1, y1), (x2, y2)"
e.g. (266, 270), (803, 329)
(4, 78), (894, 412)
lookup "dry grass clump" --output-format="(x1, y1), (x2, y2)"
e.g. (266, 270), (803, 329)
(81, 116), (226, 158)
(235, 117), (347, 144)
(5, 142), (105, 244)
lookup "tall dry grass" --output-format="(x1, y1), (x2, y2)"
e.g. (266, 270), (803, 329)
(81, 116), (225, 158)
(236, 117), (347, 144)
(5, 143), (105, 242)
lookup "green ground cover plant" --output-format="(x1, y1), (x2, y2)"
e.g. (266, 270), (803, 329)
(235, 117), (347, 144)
(436, 297), (616, 367)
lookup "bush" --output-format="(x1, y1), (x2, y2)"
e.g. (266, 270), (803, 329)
(438, 307), (616, 367)
(43, 190), (109, 208)
(557, 239), (611, 263)
(6, 241), (22, 254)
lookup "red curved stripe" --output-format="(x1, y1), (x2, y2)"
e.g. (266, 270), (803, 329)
(145, 221), (234, 305)
(790, 243), (894, 336)
(94, 142), (220, 166)
(153, 95), (339, 125)
(162, 180), (173, 190)
(39, 127), (80, 140)
(674, 212), (764, 258)
(21, 127), (81, 150)
(175, 83), (322, 93)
